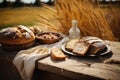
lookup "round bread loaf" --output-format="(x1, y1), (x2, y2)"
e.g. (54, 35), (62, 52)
(0, 25), (35, 50)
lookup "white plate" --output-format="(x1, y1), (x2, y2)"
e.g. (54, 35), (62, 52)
(61, 44), (111, 57)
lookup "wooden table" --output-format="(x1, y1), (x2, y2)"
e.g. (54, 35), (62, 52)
(37, 41), (120, 80)
(0, 41), (120, 80)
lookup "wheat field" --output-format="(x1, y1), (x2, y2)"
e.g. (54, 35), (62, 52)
(0, 1), (120, 41)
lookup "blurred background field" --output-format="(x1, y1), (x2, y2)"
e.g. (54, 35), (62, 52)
(0, 6), (63, 32)
(0, 0), (120, 41)
(0, 7), (36, 27)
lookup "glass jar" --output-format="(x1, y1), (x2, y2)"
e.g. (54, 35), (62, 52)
(69, 20), (80, 39)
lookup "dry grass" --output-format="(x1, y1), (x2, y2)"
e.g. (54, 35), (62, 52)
(103, 6), (120, 41)
(55, 0), (116, 41)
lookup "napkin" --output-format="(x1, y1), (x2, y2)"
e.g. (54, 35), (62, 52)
(13, 46), (50, 80)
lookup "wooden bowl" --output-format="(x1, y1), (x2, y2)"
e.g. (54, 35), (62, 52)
(36, 32), (63, 44)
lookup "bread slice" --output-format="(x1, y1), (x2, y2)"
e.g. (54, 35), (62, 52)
(73, 39), (90, 56)
(65, 39), (79, 52)
(87, 42), (106, 55)
(51, 48), (66, 61)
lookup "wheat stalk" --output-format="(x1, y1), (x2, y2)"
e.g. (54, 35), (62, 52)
(55, 0), (116, 41)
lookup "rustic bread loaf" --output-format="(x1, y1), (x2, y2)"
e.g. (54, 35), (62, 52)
(51, 48), (66, 61)
(0, 25), (35, 50)
(84, 36), (106, 55)
(87, 42), (106, 55)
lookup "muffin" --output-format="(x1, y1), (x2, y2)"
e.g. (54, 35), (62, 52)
(0, 25), (35, 50)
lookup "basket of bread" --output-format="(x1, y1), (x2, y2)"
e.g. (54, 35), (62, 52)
(36, 32), (63, 44)
(62, 36), (111, 56)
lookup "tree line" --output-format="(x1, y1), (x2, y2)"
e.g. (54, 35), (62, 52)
(0, 0), (54, 7)
(99, 0), (120, 5)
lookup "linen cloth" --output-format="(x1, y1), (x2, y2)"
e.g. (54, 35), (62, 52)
(13, 36), (69, 80)
(13, 46), (50, 80)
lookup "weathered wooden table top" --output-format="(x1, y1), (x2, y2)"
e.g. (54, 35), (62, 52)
(0, 41), (120, 80)
(37, 41), (120, 80)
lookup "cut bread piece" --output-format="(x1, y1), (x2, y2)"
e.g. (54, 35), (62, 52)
(73, 39), (90, 56)
(65, 39), (79, 52)
(51, 48), (66, 61)
(87, 42), (106, 55)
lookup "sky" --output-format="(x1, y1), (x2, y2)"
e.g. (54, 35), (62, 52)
(0, 0), (50, 3)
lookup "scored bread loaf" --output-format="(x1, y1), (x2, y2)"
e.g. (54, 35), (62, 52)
(65, 39), (79, 52)
(84, 36), (106, 55)
(73, 39), (90, 56)
(51, 48), (66, 61)
(0, 25), (35, 50)
(87, 42), (106, 55)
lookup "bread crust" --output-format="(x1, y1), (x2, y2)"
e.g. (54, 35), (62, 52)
(87, 42), (106, 55)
